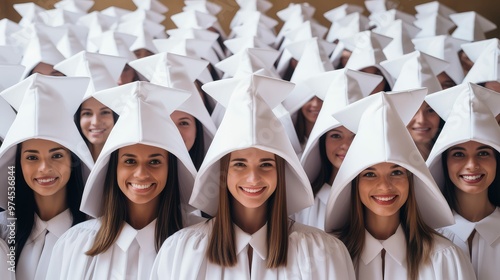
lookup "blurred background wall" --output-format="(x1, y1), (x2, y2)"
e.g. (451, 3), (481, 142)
(3, 0), (500, 39)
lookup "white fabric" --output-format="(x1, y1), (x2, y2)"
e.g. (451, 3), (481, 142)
(293, 183), (330, 230)
(0, 238), (15, 280)
(0, 209), (72, 280)
(439, 208), (500, 280)
(357, 225), (476, 280)
(150, 220), (355, 279)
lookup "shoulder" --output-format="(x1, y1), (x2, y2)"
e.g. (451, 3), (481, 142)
(55, 218), (101, 248)
(289, 222), (346, 247)
(167, 219), (212, 245)
(430, 233), (459, 254)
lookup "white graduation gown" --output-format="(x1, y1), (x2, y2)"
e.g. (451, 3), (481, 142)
(356, 225), (476, 280)
(150, 220), (356, 280)
(293, 183), (330, 230)
(438, 208), (500, 280)
(0, 209), (73, 280)
(0, 238), (16, 280)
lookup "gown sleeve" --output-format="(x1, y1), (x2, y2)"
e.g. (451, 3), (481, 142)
(0, 238), (15, 280)
(45, 219), (100, 280)
(426, 235), (476, 280)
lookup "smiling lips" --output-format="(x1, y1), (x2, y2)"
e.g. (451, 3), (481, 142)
(460, 174), (484, 184)
(372, 195), (397, 205)
(412, 127), (431, 132)
(35, 177), (57, 186)
(240, 186), (266, 195)
(130, 183), (154, 190)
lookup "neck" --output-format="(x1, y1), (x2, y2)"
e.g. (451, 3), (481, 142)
(34, 188), (68, 221)
(90, 143), (104, 162)
(231, 199), (267, 234)
(127, 198), (159, 229)
(455, 189), (495, 222)
(329, 167), (339, 185)
(365, 209), (400, 240)
(415, 142), (432, 161)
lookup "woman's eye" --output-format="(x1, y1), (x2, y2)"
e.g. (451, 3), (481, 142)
(124, 159), (136, 164)
(362, 172), (376, 177)
(149, 159), (162, 165)
(179, 121), (190, 126)
(426, 108), (435, 114)
(101, 110), (112, 115)
(233, 162), (245, 167)
(391, 170), (405, 176)
(52, 153), (64, 159)
(81, 111), (92, 117)
(260, 162), (275, 168)
(451, 152), (465, 157)
(26, 155), (38, 160)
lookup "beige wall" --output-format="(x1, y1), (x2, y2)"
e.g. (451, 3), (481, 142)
(4, 0), (500, 39)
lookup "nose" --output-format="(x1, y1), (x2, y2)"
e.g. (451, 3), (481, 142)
(413, 109), (425, 124)
(310, 97), (322, 107)
(376, 176), (394, 190)
(134, 164), (151, 180)
(38, 159), (53, 173)
(245, 168), (261, 184)
(90, 114), (99, 125)
(465, 156), (480, 171)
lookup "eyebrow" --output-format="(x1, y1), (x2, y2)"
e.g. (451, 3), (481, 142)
(449, 145), (494, 151)
(23, 147), (66, 154)
(364, 164), (401, 170)
(230, 158), (276, 162)
(121, 153), (166, 158)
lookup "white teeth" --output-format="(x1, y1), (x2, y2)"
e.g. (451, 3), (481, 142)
(241, 187), (264, 193)
(89, 129), (104, 133)
(131, 183), (152, 189)
(374, 196), (395, 201)
(462, 175), (482, 181)
(37, 178), (56, 183)
(413, 127), (429, 131)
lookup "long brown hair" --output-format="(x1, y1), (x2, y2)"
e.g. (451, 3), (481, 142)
(86, 149), (182, 255)
(311, 134), (334, 196)
(206, 152), (289, 268)
(336, 171), (436, 280)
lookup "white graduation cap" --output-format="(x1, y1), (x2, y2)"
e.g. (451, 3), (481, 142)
(343, 30), (395, 87)
(80, 81), (196, 218)
(461, 38), (500, 84)
(0, 19), (21, 46)
(426, 83), (500, 189)
(300, 69), (383, 181)
(229, 10), (278, 31)
(0, 45), (22, 65)
(116, 18), (164, 53)
(324, 3), (364, 23)
(0, 74), (94, 209)
(128, 52), (217, 151)
(120, 8), (166, 24)
(223, 36), (274, 56)
(412, 35), (466, 84)
(76, 11), (118, 52)
(95, 30), (137, 61)
(375, 19), (420, 60)
(16, 24), (67, 77)
(414, 13), (455, 38)
(192, 73), (314, 216)
(167, 27), (226, 62)
(100, 6), (132, 19)
(230, 16), (277, 46)
(132, 0), (169, 14)
(171, 10), (226, 39)
(54, 0), (94, 13)
(0, 96), (16, 143)
(450, 11), (497, 42)
(381, 50), (448, 93)
(364, 0), (389, 14)
(0, 64), (25, 142)
(235, 0), (273, 13)
(13, 2), (46, 27)
(54, 51), (128, 99)
(369, 9), (416, 29)
(415, 1), (456, 18)
(277, 3), (315, 22)
(38, 8), (83, 27)
(215, 47), (280, 79)
(324, 88), (455, 232)
(326, 12), (370, 43)
(56, 24), (89, 58)
(184, 0), (222, 15)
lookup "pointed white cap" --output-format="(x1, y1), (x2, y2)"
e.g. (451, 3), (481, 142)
(0, 19), (22, 45)
(414, 13), (455, 38)
(132, 0), (169, 14)
(100, 6), (132, 19)
(215, 48), (280, 78)
(38, 8), (83, 27)
(0, 64), (25, 141)
(54, 0), (95, 13)
(235, 0), (273, 12)
(230, 10), (278, 30)
(376, 19), (420, 60)
(223, 36), (274, 55)
(57, 24), (89, 58)
(415, 1), (456, 18)
(13, 3), (46, 27)
(462, 39), (500, 84)
(54, 51), (128, 99)
(231, 17), (277, 46)
(116, 18), (164, 53)
(370, 9), (416, 29)
(324, 4), (364, 23)
(171, 10), (217, 30)
(277, 3), (315, 22)
(95, 30), (137, 61)
(0, 74), (94, 209)
(364, 0), (389, 14)
(128, 52), (216, 151)
(184, 0), (222, 15)
(381, 51), (448, 93)
(326, 12), (370, 43)
(450, 11), (497, 42)
(76, 11), (118, 52)
(0, 96), (16, 143)
(193, 73), (313, 215)
(120, 8), (166, 24)
(301, 69), (383, 181)
(0, 45), (22, 65)
(412, 35), (466, 84)
(426, 83), (500, 189)
(325, 88), (454, 232)
(80, 81), (195, 217)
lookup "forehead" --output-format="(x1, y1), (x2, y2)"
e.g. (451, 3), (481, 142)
(449, 140), (493, 150)
(118, 143), (168, 156)
(229, 147), (275, 160)
(21, 139), (66, 151)
(170, 110), (195, 121)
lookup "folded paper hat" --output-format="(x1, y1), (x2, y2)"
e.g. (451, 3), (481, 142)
(100, 6), (132, 19)
(343, 30), (395, 87)
(369, 9), (415, 29)
(57, 24), (89, 58)
(223, 36), (274, 56)
(414, 13), (455, 38)
(375, 19), (421, 60)
(13, 2), (46, 27)
(193, 73), (314, 216)
(0, 74), (94, 209)
(235, 0), (273, 13)
(0, 64), (25, 142)
(171, 10), (226, 39)
(426, 83), (500, 189)
(412, 35), (466, 84)
(132, 0), (168, 14)
(76, 11), (118, 52)
(54, 51), (128, 100)
(414, 1), (456, 18)
(167, 27), (225, 61)
(450, 11), (497, 42)
(54, 0), (94, 13)
(461, 38), (500, 84)
(95, 30), (137, 61)
(116, 18), (164, 53)
(300, 69), (382, 181)
(129, 52), (217, 151)
(38, 8), (83, 27)
(0, 45), (22, 65)
(184, 0), (222, 16)
(364, 0), (389, 15)
(326, 12), (370, 43)
(0, 19), (22, 46)
(381, 50), (448, 93)
(324, 3), (364, 23)
(121, 8), (166, 24)
(325, 88), (455, 232)
(230, 10), (278, 31)
(80, 81), (196, 217)
(230, 14), (277, 46)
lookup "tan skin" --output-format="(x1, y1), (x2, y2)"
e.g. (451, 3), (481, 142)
(30, 62), (65, 76)
(360, 66), (387, 94)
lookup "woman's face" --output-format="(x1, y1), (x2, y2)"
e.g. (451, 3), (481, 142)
(301, 96), (323, 125)
(133, 48), (154, 59)
(21, 139), (72, 199)
(358, 162), (409, 219)
(117, 144), (169, 207)
(446, 141), (496, 196)
(437, 72), (456, 90)
(171, 111), (197, 151)
(407, 101), (440, 146)
(79, 97), (115, 148)
(227, 148), (277, 210)
(360, 66), (387, 94)
(31, 62), (64, 76)
(325, 126), (355, 170)
(118, 64), (137, 85)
